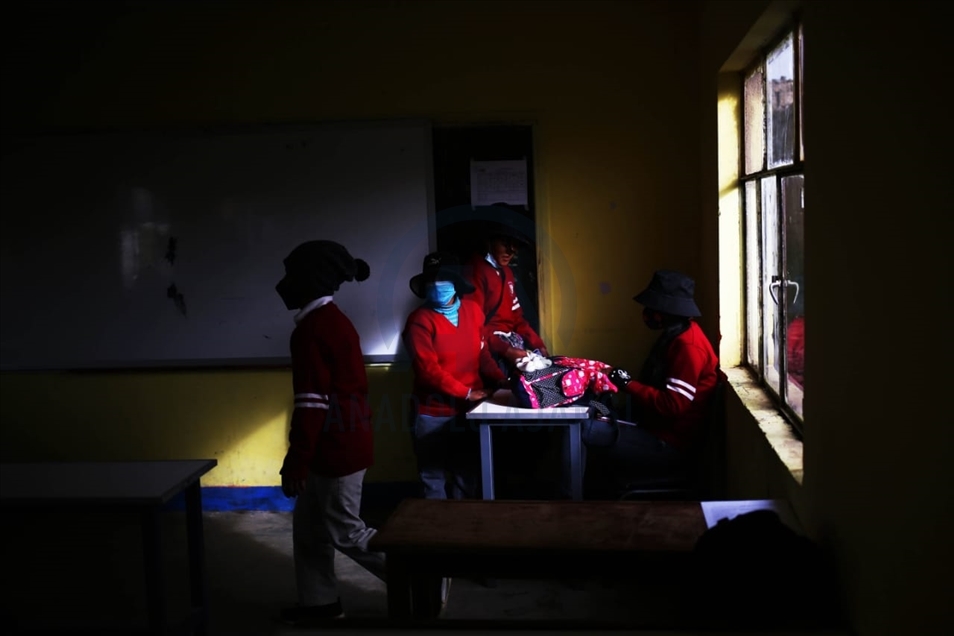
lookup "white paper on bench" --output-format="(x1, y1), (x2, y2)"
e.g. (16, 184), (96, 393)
(701, 499), (801, 532)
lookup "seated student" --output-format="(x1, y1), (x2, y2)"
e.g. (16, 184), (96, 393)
(463, 213), (549, 371)
(402, 251), (507, 500)
(565, 270), (722, 499)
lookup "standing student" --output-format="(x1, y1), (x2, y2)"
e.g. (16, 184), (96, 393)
(274, 240), (386, 625)
(462, 212), (552, 499)
(463, 216), (549, 370)
(402, 251), (507, 500)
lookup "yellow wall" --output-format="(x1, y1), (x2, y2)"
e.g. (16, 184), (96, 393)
(1, 0), (706, 484)
(0, 365), (417, 485)
(801, 4), (950, 634)
(3, 2), (951, 634)
(699, 1), (952, 635)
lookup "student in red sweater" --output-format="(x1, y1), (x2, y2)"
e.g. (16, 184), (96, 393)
(403, 252), (507, 500)
(274, 240), (386, 625)
(787, 315), (805, 389)
(567, 270), (722, 498)
(463, 217), (549, 370)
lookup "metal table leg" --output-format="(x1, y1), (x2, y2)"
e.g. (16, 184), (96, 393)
(569, 421), (583, 500)
(479, 422), (495, 500)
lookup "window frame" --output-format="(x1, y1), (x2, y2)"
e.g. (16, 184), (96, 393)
(739, 17), (805, 434)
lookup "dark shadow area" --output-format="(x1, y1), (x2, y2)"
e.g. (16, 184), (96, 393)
(2, 502), (843, 635)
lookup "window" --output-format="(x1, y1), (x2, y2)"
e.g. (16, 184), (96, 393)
(741, 22), (805, 428)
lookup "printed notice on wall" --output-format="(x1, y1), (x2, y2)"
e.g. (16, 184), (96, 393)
(470, 159), (528, 207)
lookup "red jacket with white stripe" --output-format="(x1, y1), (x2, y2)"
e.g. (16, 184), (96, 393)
(463, 253), (546, 356)
(280, 299), (373, 480)
(621, 321), (720, 451)
(403, 299), (506, 418)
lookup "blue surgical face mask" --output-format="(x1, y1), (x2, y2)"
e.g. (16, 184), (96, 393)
(425, 281), (457, 306)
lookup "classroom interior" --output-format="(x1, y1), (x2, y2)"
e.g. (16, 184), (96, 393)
(0, 1), (950, 635)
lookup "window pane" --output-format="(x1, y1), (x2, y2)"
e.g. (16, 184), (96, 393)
(783, 175), (805, 418)
(744, 67), (765, 175)
(761, 176), (780, 394)
(766, 33), (796, 168)
(798, 24), (804, 161)
(745, 180), (761, 370)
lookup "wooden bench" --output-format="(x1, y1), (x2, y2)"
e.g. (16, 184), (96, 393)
(368, 498), (709, 620)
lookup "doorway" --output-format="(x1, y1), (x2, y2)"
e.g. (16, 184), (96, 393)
(431, 125), (539, 332)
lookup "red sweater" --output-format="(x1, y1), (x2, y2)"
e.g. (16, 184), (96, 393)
(622, 321), (720, 451)
(280, 301), (373, 480)
(463, 253), (546, 356)
(402, 299), (506, 417)
(787, 316), (805, 389)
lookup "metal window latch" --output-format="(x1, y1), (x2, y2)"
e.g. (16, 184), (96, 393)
(769, 276), (800, 305)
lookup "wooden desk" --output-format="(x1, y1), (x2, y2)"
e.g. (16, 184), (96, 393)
(466, 395), (590, 500)
(0, 460), (217, 635)
(369, 498), (709, 619)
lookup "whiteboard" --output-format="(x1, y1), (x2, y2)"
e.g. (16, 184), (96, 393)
(0, 121), (435, 370)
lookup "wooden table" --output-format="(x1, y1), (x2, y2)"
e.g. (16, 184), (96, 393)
(466, 396), (590, 500)
(0, 459), (218, 634)
(368, 498), (709, 619)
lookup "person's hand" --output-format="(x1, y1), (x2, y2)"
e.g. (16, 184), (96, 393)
(466, 389), (489, 402)
(281, 474), (307, 498)
(503, 348), (528, 365)
(608, 368), (632, 390)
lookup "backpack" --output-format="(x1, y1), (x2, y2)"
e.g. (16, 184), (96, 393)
(684, 509), (840, 629)
(511, 356), (617, 413)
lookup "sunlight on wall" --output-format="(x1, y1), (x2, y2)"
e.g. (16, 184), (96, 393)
(206, 410), (290, 487)
(0, 370), (294, 487)
(717, 81), (743, 368)
(0, 366), (418, 487)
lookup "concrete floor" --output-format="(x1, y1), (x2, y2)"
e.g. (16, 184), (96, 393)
(2, 507), (686, 634)
(3, 503), (847, 635)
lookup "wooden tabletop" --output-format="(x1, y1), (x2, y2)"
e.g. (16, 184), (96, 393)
(369, 499), (707, 554)
(0, 459), (218, 506)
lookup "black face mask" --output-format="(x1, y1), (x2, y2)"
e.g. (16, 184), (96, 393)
(276, 275), (306, 310)
(276, 272), (336, 310)
(277, 273), (336, 311)
(642, 307), (665, 330)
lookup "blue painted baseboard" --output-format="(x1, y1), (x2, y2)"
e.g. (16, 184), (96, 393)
(164, 481), (420, 513)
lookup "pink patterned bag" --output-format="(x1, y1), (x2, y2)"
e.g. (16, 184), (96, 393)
(512, 356), (617, 409)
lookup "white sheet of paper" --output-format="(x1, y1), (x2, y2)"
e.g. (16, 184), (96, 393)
(701, 499), (800, 531)
(466, 400), (590, 420)
(470, 159), (528, 207)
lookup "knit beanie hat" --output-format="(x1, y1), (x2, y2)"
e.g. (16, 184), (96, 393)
(276, 240), (370, 309)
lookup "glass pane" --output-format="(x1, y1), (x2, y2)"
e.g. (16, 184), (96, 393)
(798, 24), (804, 162)
(744, 67), (765, 175)
(761, 176), (780, 395)
(783, 175), (805, 419)
(745, 180), (761, 370)
(766, 32), (796, 168)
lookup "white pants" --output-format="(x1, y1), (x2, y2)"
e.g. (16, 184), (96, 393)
(292, 469), (387, 606)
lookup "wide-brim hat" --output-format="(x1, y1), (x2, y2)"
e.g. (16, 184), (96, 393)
(484, 217), (532, 247)
(633, 269), (701, 318)
(409, 251), (476, 299)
